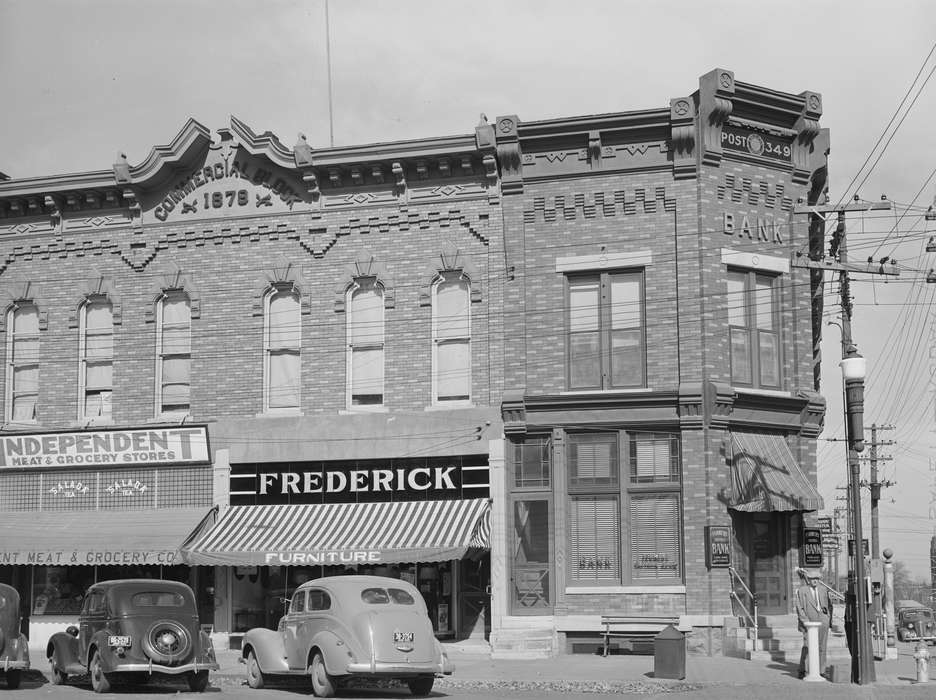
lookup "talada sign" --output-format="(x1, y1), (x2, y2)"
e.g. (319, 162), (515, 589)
(0, 427), (209, 469)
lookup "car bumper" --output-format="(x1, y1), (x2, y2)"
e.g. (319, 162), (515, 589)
(345, 661), (451, 676)
(109, 660), (220, 675)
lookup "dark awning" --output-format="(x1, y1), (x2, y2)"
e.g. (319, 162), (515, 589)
(180, 498), (491, 567)
(728, 432), (824, 512)
(0, 507), (215, 567)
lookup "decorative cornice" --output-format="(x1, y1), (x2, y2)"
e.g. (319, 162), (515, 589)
(792, 91), (823, 185)
(796, 388), (826, 438)
(116, 118), (213, 186)
(698, 68), (735, 167)
(678, 383), (705, 429)
(501, 389), (527, 435)
(669, 97), (696, 180)
(494, 115), (522, 195)
(229, 115), (296, 170)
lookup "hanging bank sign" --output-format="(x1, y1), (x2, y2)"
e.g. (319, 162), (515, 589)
(0, 427), (210, 469)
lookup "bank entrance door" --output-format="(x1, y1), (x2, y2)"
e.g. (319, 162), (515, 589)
(750, 512), (789, 614)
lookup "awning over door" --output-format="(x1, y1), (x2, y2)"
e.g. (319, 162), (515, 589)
(180, 498), (491, 567)
(728, 432), (824, 512)
(0, 507), (214, 567)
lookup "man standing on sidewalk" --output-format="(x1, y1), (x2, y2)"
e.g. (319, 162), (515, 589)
(795, 568), (833, 678)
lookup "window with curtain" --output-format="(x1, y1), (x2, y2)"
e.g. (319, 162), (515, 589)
(567, 431), (682, 585)
(567, 270), (645, 390)
(347, 278), (384, 407)
(432, 273), (471, 404)
(727, 269), (780, 389)
(6, 302), (39, 422)
(157, 291), (191, 415)
(265, 287), (301, 412)
(80, 296), (113, 421)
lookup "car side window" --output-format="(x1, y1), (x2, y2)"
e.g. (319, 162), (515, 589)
(85, 592), (106, 616)
(306, 589), (330, 611)
(290, 591), (306, 613)
(361, 588), (390, 604)
(388, 588), (415, 605)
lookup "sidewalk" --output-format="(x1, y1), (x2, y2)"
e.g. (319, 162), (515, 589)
(210, 641), (934, 692)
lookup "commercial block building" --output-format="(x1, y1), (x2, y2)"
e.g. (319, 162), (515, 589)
(0, 68), (829, 656)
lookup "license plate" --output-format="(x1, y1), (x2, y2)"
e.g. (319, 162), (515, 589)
(108, 635), (131, 647)
(393, 631), (414, 643)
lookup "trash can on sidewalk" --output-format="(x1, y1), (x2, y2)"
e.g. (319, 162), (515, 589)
(653, 624), (686, 680)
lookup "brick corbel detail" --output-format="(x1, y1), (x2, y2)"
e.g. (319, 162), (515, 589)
(677, 383), (705, 429)
(69, 273), (121, 328)
(699, 69), (735, 167)
(417, 245), (483, 306)
(670, 97), (697, 180)
(705, 381), (735, 429)
(796, 388), (826, 438)
(252, 259), (311, 317)
(494, 115), (523, 195)
(792, 91), (823, 185)
(501, 389), (527, 435)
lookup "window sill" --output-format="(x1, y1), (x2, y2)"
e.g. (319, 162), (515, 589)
(148, 413), (192, 424)
(339, 406), (389, 414)
(0, 420), (39, 430)
(257, 409), (303, 418)
(565, 585), (686, 595)
(560, 388), (651, 396)
(74, 417), (114, 428)
(733, 387), (791, 398)
(424, 402), (474, 411)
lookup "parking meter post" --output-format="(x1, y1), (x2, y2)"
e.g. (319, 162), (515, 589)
(914, 641), (930, 683)
(803, 621), (824, 682)
(882, 549), (898, 660)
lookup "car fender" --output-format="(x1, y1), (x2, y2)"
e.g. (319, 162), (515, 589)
(307, 629), (351, 677)
(47, 632), (82, 675)
(2, 632), (30, 668)
(242, 628), (289, 674)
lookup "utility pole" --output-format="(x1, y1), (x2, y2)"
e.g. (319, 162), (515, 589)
(794, 198), (896, 685)
(860, 424), (895, 559)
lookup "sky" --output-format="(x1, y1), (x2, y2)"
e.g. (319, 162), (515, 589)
(2, 0), (936, 579)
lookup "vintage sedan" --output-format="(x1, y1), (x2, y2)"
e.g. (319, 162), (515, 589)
(0, 583), (30, 689)
(47, 579), (218, 693)
(241, 575), (454, 697)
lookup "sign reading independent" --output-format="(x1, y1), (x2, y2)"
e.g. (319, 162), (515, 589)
(0, 427), (210, 469)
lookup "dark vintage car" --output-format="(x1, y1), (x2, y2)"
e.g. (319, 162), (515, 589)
(241, 575), (454, 697)
(896, 600), (936, 643)
(0, 583), (30, 689)
(47, 579), (218, 693)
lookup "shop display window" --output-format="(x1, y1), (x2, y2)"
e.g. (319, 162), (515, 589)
(31, 566), (94, 615)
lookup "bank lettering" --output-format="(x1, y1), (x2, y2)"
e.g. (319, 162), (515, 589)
(723, 212), (783, 243)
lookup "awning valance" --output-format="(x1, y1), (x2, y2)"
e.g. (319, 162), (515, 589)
(728, 432), (824, 512)
(0, 507), (214, 567)
(180, 498), (491, 567)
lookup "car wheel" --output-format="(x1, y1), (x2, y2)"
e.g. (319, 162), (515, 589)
(89, 649), (112, 694)
(5, 669), (22, 690)
(408, 676), (435, 696)
(187, 670), (210, 692)
(49, 653), (68, 685)
(245, 650), (265, 690)
(309, 651), (336, 698)
(142, 620), (192, 664)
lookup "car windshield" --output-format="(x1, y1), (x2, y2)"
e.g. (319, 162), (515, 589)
(902, 609), (932, 621)
(131, 592), (185, 608)
(360, 587), (415, 605)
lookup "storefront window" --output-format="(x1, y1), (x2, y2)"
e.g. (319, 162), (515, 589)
(31, 566), (94, 615)
(512, 499), (550, 608)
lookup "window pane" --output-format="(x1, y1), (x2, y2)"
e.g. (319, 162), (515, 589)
(630, 494), (681, 580)
(610, 275), (640, 329)
(85, 302), (112, 330)
(269, 292), (300, 349)
(436, 278), (470, 339)
(162, 382), (190, 410)
(13, 337), (38, 363)
(610, 329), (642, 387)
(513, 500), (550, 608)
(570, 496), (620, 582)
(269, 350), (300, 409)
(569, 434), (617, 487)
(13, 364), (38, 394)
(755, 277), (774, 330)
(631, 434), (678, 483)
(730, 328), (751, 384)
(162, 326), (191, 355)
(569, 331), (600, 388)
(436, 339), (470, 401)
(569, 279), (599, 332)
(13, 305), (38, 334)
(85, 362), (112, 388)
(514, 439), (550, 488)
(12, 395), (36, 421)
(726, 273), (746, 326)
(85, 390), (112, 418)
(758, 331), (780, 386)
(86, 333), (113, 359)
(162, 357), (190, 384)
(161, 296), (190, 326)
(352, 347), (383, 400)
(350, 285), (383, 345)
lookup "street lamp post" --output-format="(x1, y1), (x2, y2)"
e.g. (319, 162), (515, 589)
(841, 345), (875, 684)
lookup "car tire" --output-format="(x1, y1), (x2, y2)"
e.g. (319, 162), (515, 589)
(246, 650), (265, 689)
(142, 620), (192, 664)
(187, 670), (210, 692)
(310, 651), (336, 698)
(408, 676), (434, 696)
(49, 653), (68, 685)
(89, 649), (112, 694)
(5, 669), (22, 690)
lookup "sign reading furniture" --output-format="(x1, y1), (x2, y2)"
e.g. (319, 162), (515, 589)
(0, 427), (210, 469)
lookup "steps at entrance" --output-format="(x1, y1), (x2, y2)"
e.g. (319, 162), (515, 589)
(723, 614), (850, 664)
(490, 627), (556, 659)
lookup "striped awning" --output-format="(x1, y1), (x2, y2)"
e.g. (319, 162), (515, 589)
(728, 433), (824, 512)
(181, 498), (491, 567)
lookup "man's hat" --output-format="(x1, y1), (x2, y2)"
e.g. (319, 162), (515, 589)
(804, 568), (822, 580)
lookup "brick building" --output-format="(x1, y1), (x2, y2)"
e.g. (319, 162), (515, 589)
(0, 68), (829, 657)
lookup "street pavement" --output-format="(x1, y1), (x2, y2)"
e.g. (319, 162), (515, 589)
(206, 639), (936, 696)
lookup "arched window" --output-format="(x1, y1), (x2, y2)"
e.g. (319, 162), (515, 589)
(432, 273), (471, 404)
(156, 291), (191, 416)
(347, 278), (384, 408)
(79, 296), (113, 421)
(5, 302), (39, 422)
(264, 286), (301, 412)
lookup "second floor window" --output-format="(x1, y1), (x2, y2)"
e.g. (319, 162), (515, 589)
(727, 269), (780, 388)
(347, 278), (384, 407)
(264, 288), (301, 412)
(80, 297), (113, 421)
(157, 292), (191, 416)
(6, 302), (39, 422)
(432, 273), (471, 404)
(567, 270), (645, 390)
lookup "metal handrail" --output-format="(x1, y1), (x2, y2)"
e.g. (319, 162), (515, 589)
(728, 566), (759, 645)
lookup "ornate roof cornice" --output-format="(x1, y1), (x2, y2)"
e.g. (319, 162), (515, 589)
(115, 117), (213, 186)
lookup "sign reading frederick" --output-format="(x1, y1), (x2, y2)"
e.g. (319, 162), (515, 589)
(0, 427), (209, 469)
